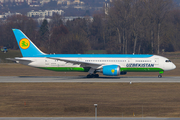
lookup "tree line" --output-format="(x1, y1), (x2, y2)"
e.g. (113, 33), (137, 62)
(0, 0), (180, 54)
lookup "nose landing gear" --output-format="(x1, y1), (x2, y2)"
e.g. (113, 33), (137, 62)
(158, 71), (163, 78)
(158, 74), (162, 78)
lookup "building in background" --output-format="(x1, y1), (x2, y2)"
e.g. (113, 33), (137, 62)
(0, 11), (22, 19)
(27, 9), (64, 17)
(104, 0), (112, 15)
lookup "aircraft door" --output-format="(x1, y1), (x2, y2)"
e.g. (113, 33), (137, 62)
(128, 59), (132, 63)
(45, 59), (50, 66)
(78, 58), (82, 62)
(77, 58), (83, 65)
(155, 58), (159, 65)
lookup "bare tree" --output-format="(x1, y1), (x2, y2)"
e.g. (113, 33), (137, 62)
(1, 15), (37, 49)
(145, 0), (173, 54)
(107, 0), (140, 54)
(105, 0), (174, 54)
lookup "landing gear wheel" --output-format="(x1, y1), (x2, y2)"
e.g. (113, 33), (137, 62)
(87, 74), (94, 78)
(158, 74), (162, 78)
(94, 74), (99, 78)
(86, 74), (99, 78)
(87, 74), (91, 78)
(91, 74), (94, 78)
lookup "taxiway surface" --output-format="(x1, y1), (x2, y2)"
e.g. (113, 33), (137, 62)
(0, 76), (179, 83)
(0, 117), (179, 120)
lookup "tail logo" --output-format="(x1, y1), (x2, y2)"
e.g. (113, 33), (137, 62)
(19, 38), (30, 49)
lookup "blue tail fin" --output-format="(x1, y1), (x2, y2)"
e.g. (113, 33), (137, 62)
(12, 29), (46, 57)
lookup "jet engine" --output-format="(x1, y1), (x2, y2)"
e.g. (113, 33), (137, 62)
(102, 65), (120, 76)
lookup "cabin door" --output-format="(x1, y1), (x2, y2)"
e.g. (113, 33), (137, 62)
(155, 58), (159, 65)
(45, 59), (50, 66)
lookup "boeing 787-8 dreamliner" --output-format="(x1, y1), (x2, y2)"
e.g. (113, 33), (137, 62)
(7, 29), (176, 78)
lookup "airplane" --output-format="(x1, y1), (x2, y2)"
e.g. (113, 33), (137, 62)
(7, 29), (176, 78)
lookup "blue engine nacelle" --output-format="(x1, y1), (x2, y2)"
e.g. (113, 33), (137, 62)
(102, 65), (120, 76)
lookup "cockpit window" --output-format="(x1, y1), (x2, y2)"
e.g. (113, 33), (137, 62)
(165, 60), (171, 62)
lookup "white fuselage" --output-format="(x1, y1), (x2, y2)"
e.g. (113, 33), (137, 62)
(17, 55), (176, 71)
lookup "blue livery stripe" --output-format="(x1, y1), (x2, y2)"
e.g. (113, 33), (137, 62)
(41, 54), (153, 58)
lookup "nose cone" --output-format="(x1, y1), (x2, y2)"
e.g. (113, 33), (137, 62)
(164, 63), (176, 71)
(172, 63), (176, 70)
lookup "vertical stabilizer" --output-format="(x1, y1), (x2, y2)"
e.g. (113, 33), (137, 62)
(12, 29), (46, 57)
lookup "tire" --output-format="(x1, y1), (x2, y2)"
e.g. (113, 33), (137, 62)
(158, 74), (162, 78)
(87, 75), (91, 78)
(94, 74), (99, 78)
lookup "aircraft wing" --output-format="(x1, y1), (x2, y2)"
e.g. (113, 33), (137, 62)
(47, 57), (103, 69)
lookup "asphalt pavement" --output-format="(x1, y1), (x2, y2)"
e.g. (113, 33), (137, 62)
(0, 76), (179, 83)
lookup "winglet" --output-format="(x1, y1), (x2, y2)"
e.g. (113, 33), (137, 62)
(12, 29), (46, 57)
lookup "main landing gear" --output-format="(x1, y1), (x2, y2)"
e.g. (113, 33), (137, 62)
(87, 74), (99, 78)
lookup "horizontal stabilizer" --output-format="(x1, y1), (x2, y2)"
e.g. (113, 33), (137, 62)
(6, 58), (32, 62)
